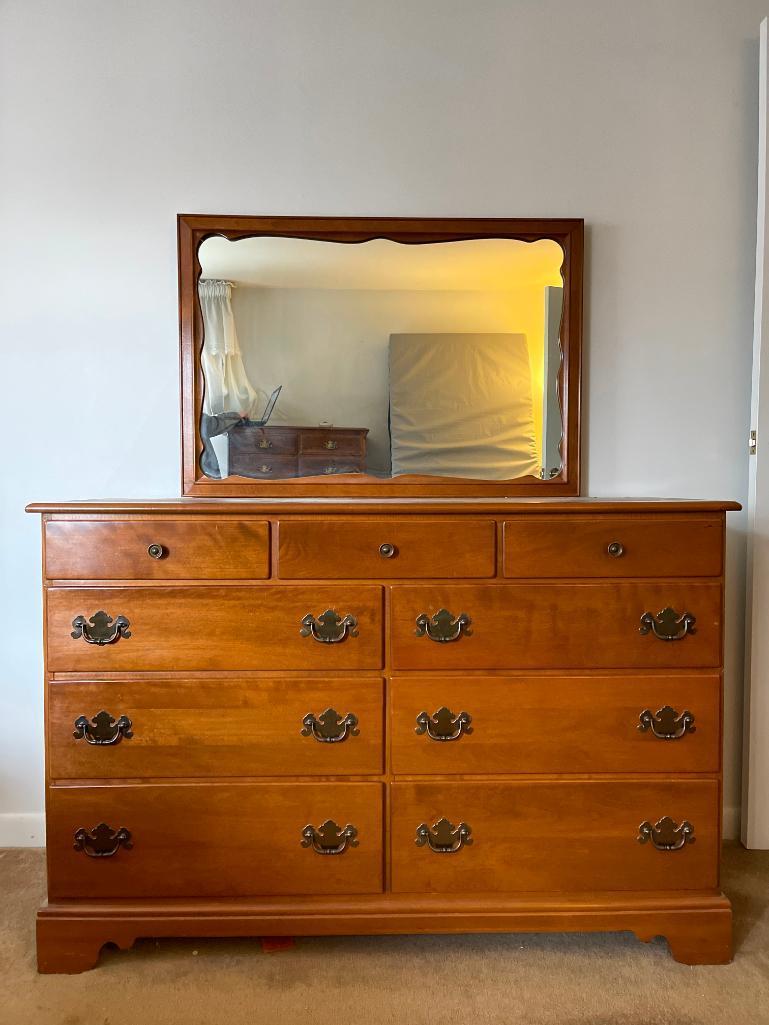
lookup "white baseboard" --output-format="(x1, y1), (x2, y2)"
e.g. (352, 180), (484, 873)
(723, 804), (740, 840)
(0, 813), (45, 847)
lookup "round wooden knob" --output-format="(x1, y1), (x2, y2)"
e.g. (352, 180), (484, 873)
(379, 543), (397, 558)
(607, 541), (625, 558)
(147, 543), (165, 560)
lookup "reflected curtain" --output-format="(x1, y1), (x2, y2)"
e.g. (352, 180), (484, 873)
(198, 279), (262, 478)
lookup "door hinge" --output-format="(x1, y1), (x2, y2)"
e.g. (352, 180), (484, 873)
(750, 429), (757, 455)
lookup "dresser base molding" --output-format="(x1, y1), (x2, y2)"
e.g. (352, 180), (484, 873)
(36, 891), (733, 973)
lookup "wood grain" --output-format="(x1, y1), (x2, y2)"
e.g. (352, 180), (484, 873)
(503, 515), (723, 578)
(278, 518), (496, 579)
(47, 586), (383, 671)
(390, 674), (721, 775)
(47, 782), (384, 899)
(36, 891), (732, 972)
(390, 779), (719, 893)
(49, 677), (385, 779)
(390, 582), (722, 670)
(44, 519), (270, 580)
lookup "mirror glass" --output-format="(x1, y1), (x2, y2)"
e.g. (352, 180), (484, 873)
(197, 236), (564, 481)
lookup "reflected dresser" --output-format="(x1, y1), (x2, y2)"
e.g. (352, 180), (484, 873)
(228, 425), (369, 479)
(29, 497), (737, 972)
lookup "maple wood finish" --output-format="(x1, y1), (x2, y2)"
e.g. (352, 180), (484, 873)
(29, 498), (738, 971)
(49, 677), (385, 779)
(45, 518), (271, 580)
(390, 675), (721, 775)
(47, 585), (384, 672)
(390, 780), (720, 893)
(178, 215), (584, 498)
(278, 518), (496, 578)
(48, 783), (384, 899)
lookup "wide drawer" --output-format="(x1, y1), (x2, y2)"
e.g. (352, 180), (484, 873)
(391, 780), (719, 893)
(47, 586), (383, 671)
(278, 519), (496, 579)
(390, 675), (720, 775)
(390, 582), (721, 670)
(503, 515), (723, 578)
(49, 678), (384, 779)
(299, 432), (366, 456)
(44, 519), (270, 580)
(47, 782), (383, 899)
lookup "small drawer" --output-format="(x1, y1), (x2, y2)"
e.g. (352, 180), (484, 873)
(49, 677), (385, 779)
(391, 780), (719, 893)
(232, 425), (298, 456)
(297, 457), (365, 477)
(390, 582), (721, 670)
(299, 432), (366, 457)
(503, 515), (723, 578)
(47, 782), (383, 899)
(47, 585), (383, 672)
(229, 454), (299, 479)
(278, 519), (496, 579)
(44, 518), (270, 580)
(390, 674), (720, 775)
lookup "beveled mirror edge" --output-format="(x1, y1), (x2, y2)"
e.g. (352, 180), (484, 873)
(178, 214), (583, 498)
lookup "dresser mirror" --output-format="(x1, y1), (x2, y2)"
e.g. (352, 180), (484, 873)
(179, 216), (583, 496)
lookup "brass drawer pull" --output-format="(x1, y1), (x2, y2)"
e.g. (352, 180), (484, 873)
(73, 823), (133, 858)
(258, 438), (272, 449)
(301, 708), (359, 743)
(71, 611), (131, 645)
(323, 465), (337, 474)
(259, 464), (273, 473)
(379, 542), (397, 559)
(637, 816), (695, 851)
(301, 819), (358, 855)
(323, 439), (338, 450)
(300, 610), (359, 644)
(638, 705), (696, 740)
(73, 711), (133, 746)
(607, 541), (624, 557)
(415, 609), (472, 643)
(147, 543), (165, 560)
(416, 818), (473, 854)
(415, 707), (473, 742)
(639, 607), (696, 641)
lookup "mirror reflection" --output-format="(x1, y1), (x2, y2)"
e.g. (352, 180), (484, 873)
(197, 236), (564, 481)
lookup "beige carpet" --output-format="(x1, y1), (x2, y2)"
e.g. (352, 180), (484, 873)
(1, 845), (769, 1025)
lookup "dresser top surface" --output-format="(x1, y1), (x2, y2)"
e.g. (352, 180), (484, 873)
(26, 497), (741, 515)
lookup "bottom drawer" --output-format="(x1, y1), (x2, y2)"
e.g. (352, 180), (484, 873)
(47, 783), (383, 899)
(391, 780), (719, 893)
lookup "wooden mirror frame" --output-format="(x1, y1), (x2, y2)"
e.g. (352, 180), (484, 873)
(179, 215), (583, 497)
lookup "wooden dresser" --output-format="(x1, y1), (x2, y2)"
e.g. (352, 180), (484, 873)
(228, 425), (369, 479)
(29, 497), (737, 972)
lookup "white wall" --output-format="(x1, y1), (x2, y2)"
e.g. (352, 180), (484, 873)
(0, 0), (762, 843)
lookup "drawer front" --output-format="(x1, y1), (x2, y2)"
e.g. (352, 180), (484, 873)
(234, 426), (299, 456)
(278, 519), (496, 579)
(391, 780), (719, 893)
(390, 582), (721, 670)
(47, 586), (383, 671)
(49, 678), (385, 779)
(229, 455), (299, 479)
(503, 515), (723, 578)
(44, 519), (270, 580)
(47, 783), (383, 899)
(299, 432), (365, 457)
(390, 675), (720, 775)
(297, 457), (365, 477)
